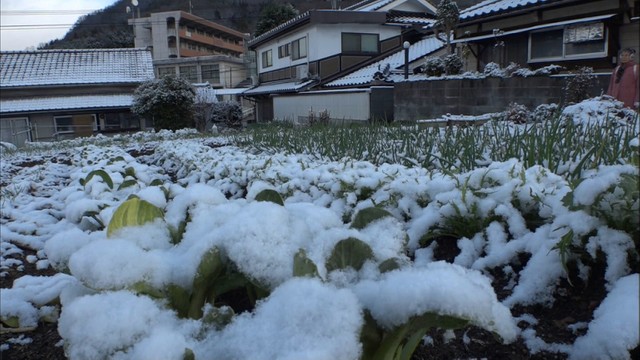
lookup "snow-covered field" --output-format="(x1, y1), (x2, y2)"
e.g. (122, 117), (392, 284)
(1, 100), (638, 359)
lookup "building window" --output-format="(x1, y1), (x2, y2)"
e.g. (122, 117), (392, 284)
(529, 22), (607, 62)
(179, 65), (198, 83)
(54, 116), (73, 134)
(201, 64), (220, 84)
(278, 43), (290, 58)
(103, 113), (139, 130)
(342, 33), (379, 54)
(291, 37), (307, 60)
(157, 67), (176, 77)
(262, 49), (273, 68)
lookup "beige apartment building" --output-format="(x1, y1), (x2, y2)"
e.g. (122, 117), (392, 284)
(129, 11), (253, 89)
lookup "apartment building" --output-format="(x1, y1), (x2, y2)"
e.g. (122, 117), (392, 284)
(130, 10), (247, 60)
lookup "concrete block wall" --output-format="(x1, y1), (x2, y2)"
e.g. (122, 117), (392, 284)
(394, 74), (611, 122)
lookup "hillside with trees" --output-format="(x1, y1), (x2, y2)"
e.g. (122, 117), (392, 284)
(41, 0), (485, 50)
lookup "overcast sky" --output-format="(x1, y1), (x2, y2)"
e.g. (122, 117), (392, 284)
(1, 0), (119, 51)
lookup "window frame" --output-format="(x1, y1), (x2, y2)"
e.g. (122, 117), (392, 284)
(201, 64), (221, 84)
(53, 115), (74, 134)
(528, 22), (608, 63)
(179, 65), (198, 83)
(262, 49), (273, 68)
(291, 37), (307, 60)
(278, 43), (290, 58)
(341, 33), (379, 54)
(157, 66), (176, 77)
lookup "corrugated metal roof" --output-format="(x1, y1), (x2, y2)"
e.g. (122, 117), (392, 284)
(0, 94), (133, 114)
(387, 12), (435, 25)
(243, 80), (316, 95)
(326, 35), (444, 87)
(347, 0), (396, 11)
(460, 0), (557, 20)
(0, 48), (154, 88)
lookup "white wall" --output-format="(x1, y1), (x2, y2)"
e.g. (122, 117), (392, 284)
(273, 91), (370, 123)
(256, 23), (402, 73)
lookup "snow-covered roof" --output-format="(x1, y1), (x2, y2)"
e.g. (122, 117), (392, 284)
(346, 0), (396, 11)
(0, 48), (154, 88)
(325, 35), (444, 87)
(345, 0), (435, 13)
(453, 13), (616, 43)
(460, 0), (558, 20)
(387, 11), (435, 25)
(243, 80), (316, 96)
(0, 94), (133, 114)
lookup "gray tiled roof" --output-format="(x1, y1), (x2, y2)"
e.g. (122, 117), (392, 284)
(461, 0), (556, 20)
(0, 48), (154, 88)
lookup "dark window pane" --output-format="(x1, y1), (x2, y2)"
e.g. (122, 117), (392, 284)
(201, 64), (220, 83)
(342, 33), (360, 52)
(565, 40), (605, 56)
(361, 34), (378, 53)
(530, 30), (563, 59)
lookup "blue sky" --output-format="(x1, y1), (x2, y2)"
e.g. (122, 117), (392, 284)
(1, 0), (118, 51)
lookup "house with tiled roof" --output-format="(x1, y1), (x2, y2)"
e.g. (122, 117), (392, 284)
(243, 0), (441, 123)
(0, 48), (153, 145)
(454, 0), (639, 72)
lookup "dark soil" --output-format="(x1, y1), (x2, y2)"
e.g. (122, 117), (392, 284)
(1, 248), (66, 360)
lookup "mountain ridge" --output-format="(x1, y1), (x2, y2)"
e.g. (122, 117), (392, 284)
(41, 0), (485, 49)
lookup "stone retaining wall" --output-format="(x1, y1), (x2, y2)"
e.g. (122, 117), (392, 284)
(394, 74), (611, 121)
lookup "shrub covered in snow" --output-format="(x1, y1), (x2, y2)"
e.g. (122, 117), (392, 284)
(502, 102), (530, 124)
(423, 56), (446, 77)
(483, 62), (504, 77)
(531, 103), (560, 123)
(444, 53), (463, 75)
(564, 67), (596, 105)
(560, 95), (639, 125)
(210, 101), (243, 128)
(131, 76), (196, 131)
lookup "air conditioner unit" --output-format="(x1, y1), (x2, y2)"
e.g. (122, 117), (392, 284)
(296, 64), (309, 80)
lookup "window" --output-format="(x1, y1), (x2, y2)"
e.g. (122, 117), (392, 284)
(278, 44), (290, 58)
(262, 49), (273, 68)
(529, 22), (607, 62)
(201, 64), (220, 84)
(103, 113), (139, 130)
(157, 67), (176, 77)
(342, 33), (379, 54)
(54, 116), (73, 134)
(291, 37), (307, 60)
(179, 65), (198, 83)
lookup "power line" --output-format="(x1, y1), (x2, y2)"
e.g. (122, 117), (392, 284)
(1, 10), (100, 15)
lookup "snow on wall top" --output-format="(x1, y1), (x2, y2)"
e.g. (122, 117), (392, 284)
(0, 48), (154, 88)
(326, 35), (444, 87)
(460, 0), (558, 20)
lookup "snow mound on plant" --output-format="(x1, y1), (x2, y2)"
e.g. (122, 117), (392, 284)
(202, 278), (363, 360)
(59, 290), (192, 360)
(0, 274), (79, 328)
(353, 261), (518, 343)
(561, 96), (638, 126)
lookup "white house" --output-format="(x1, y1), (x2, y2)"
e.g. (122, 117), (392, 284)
(244, 0), (439, 123)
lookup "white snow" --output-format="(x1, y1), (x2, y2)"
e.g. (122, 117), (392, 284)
(570, 274), (640, 360)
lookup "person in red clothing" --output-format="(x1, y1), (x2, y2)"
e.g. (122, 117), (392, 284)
(607, 48), (639, 109)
